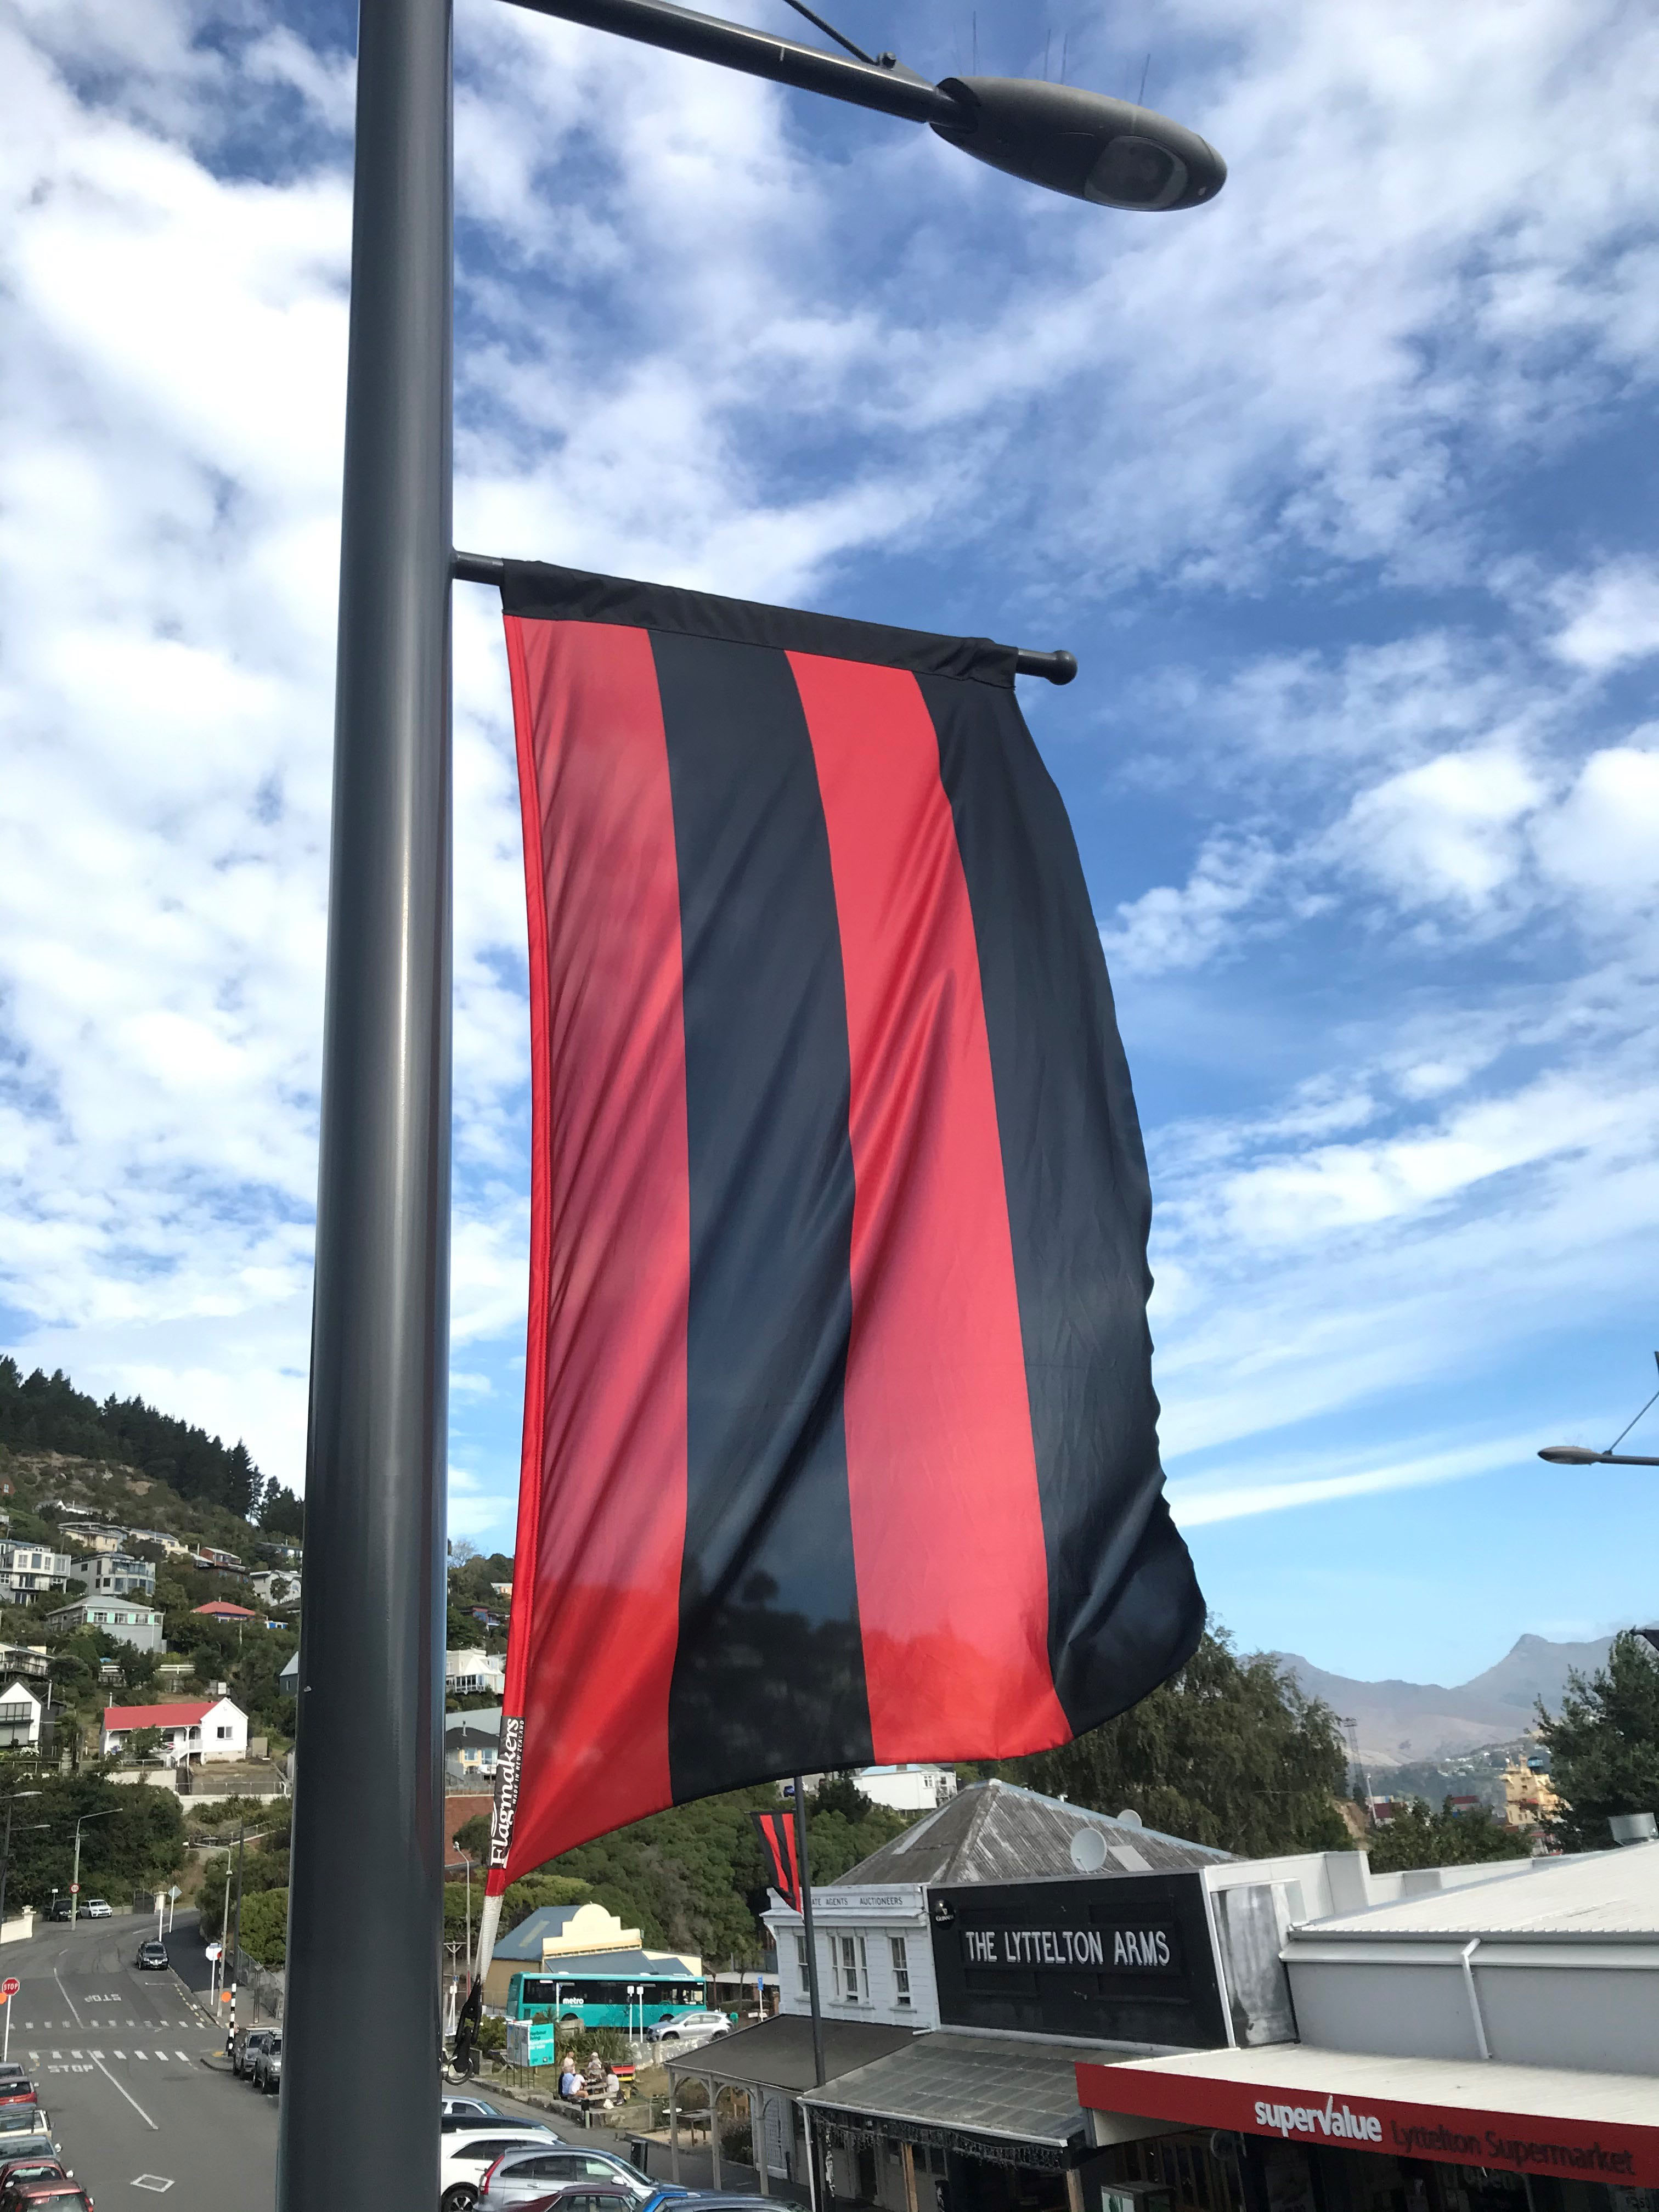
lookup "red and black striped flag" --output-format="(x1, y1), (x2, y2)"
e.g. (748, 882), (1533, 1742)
(483, 561), (1201, 1895)
(751, 1809), (803, 1910)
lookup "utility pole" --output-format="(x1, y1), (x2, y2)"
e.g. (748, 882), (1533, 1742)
(229, 1819), (247, 2050)
(791, 1778), (826, 2089)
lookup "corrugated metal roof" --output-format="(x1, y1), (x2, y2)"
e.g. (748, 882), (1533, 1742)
(663, 2015), (916, 2093)
(837, 1779), (1230, 1888)
(1299, 1844), (1659, 1940)
(800, 2029), (1096, 2148)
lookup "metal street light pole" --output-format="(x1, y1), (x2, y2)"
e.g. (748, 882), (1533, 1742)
(284, 2), (1223, 2203)
(70, 1809), (119, 1927)
(1538, 1446), (1659, 1466)
(0, 1795), (42, 1933)
(279, 0), (452, 2199)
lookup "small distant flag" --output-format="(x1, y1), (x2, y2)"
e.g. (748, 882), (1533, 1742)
(477, 560), (1203, 1916)
(752, 1808), (803, 1910)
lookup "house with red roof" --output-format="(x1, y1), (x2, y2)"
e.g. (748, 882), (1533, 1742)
(101, 1695), (247, 1765)
(191, 1601), (257, 1621)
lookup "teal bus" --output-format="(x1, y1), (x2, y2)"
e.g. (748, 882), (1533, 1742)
(506, 1965), (707, 2033)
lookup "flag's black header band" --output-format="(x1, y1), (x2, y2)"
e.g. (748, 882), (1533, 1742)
(454, 552), (1076, 686)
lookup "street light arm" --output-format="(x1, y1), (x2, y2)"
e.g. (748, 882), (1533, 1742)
(488, 0), (960, 125)
(1539, 1446), (1659, 1466)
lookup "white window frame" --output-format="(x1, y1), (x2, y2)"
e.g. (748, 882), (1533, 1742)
(890, 1935), (911, 2006)
(838, 1933), (867, 2004)
(794, 1933), (810, 1996)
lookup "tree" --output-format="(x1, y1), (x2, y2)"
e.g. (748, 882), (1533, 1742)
(258, 1484), (304, 1538)
(1005, 1627), (1353, 1857)
(237, 1887), (288, 1966)
(0, 1773), (184, 1906)
(1536, 1632), (1659, 1851)
(1365, 1798), (1532, 1872)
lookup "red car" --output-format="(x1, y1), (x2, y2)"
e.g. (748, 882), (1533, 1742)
(0, 2089), (36, 2112)
(0, 2165), (63, 2204)
(3, 2183), (90, 2212)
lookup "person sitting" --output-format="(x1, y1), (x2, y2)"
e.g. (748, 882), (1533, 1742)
(602, 2067), (621, 2106)
(558, 2060), (583, 2102)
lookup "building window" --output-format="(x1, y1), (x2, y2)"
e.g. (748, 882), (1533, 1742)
(794, 1934), (809, 1996)
(216, 1726), (230, 1740)
(838, 1934), (867, 2004)
(890, 1936), (911, 2006)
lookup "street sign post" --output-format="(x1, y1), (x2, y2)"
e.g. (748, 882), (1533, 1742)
(2, 1978), (18, 2064)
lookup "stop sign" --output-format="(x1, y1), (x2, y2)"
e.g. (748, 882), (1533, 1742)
(1, 1979), (19, 1999)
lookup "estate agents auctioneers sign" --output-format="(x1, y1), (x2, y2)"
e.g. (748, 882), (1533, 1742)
(930, 1875), (1227, 2047)
(1074, 2061), (1659, 2188)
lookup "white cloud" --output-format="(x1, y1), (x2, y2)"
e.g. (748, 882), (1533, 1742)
(1335, 745), (1546, 909)
(1100, 840), (1278, 976)
(1549, 560), (1659, 673)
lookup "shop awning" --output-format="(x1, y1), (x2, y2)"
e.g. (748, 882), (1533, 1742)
(662, 2015), (916, 2094)
(803, 2029), (1165, 2169)
(1076, 2045), (1659, 2188)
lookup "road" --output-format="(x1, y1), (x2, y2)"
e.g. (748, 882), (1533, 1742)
(0, 1908), (275, 2212)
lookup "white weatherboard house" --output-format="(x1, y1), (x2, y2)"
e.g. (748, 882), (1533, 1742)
(101, 1695), (248, 1764)
(0, 1682), (44, 1752)
(445, 1647), (505, 1697)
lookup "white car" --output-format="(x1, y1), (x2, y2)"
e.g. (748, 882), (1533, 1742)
(81, 1900), (112, 1920)
(645, 2008), (731, 2044)
(441, 2125), (558, 2212)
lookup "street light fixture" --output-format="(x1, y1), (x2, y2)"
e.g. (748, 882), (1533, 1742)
(1538, 1352), (1659, 1468)
(285, 2), (1229, 2208)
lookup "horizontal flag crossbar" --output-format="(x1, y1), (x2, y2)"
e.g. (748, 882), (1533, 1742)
(452, 551), (1078, 684)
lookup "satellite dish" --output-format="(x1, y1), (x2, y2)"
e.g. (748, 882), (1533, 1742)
(1069, 1827), (1108, 1872)
(1116, 1808), (1143, 1829)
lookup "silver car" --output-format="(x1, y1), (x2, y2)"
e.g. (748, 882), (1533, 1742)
(478, 2149), (661, 2209)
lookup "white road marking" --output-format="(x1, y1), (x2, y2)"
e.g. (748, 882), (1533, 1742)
(134, 2050), (149, 2061)
(133, 2178), (174, 2193)
(173, 2051), (190, 2062)
(92, 2054), (156, 2131)
(114, 2049), (126, 2059)
(53, 1975), (82, 2028)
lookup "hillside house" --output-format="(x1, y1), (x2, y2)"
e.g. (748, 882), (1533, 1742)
(46, 1596), (163, 1653)
(0, 1681), (45, 1752)
(102, 1695), (247, 1765)
(445, 1648), (505, 1699)
(73, 1550), (156, 1599)
(248, 1570), (300, 1609)
(0, 1542), (74, 1599)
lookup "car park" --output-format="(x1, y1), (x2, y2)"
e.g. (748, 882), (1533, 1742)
(478, 2148), (669, 2209)
(642, 2010), (730, 2045)
(253, 2035), (283, 2094)
(136, 1942), (168, 1971)
(439, 2127), (558, 2212)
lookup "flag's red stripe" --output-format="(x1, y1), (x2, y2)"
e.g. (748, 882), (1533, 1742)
(500, 615), (691, 1874)
(788, 652), (1070, 1758)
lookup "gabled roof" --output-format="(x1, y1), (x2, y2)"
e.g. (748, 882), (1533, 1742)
(104, 1700), (221, 1730)
(834, 1778), (1231, 1887)
(192, 1601), (256, 1618)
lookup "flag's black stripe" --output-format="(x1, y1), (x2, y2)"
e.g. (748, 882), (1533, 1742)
(501, 558), (1017, 689)
(655, 631), (873, 1798)
(921, 674), (1205, 1731)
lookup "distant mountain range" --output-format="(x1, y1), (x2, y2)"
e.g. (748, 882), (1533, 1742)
(1278, 1634), (1612, 1767)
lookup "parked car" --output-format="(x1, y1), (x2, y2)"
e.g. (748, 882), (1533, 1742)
(0, 2072), (28, 2090)
(643, 2011), (730, 2045)
(0, 2114), (44, 2141)
(3, 2183), (90, 2212)
(439, 2128), (558, 2212)
(0, 2142), (58, 2175)
(478, 2149), (671, 2209)
(233, 2029), (276, 2079)
(43, 1905), (70, 1926)
(253, 2035), (282, 2094)
(510, 2192), (637, 2212)
(442, 2096), (507, 2129)
(0, 2087), (37, 2114)
(0, 2162), (64, 2203)
(511, 2193), (702, 2212)
(80, 1901), (111, 1920)
(136, 1942), (168, 1972)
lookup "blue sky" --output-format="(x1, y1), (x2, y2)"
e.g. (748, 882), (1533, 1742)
(3, 0), (1658, 1691)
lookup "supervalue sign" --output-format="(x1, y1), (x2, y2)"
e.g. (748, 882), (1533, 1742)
(1074, 2062), (1659, 2190)
(930, 1875), (1226, 2047)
